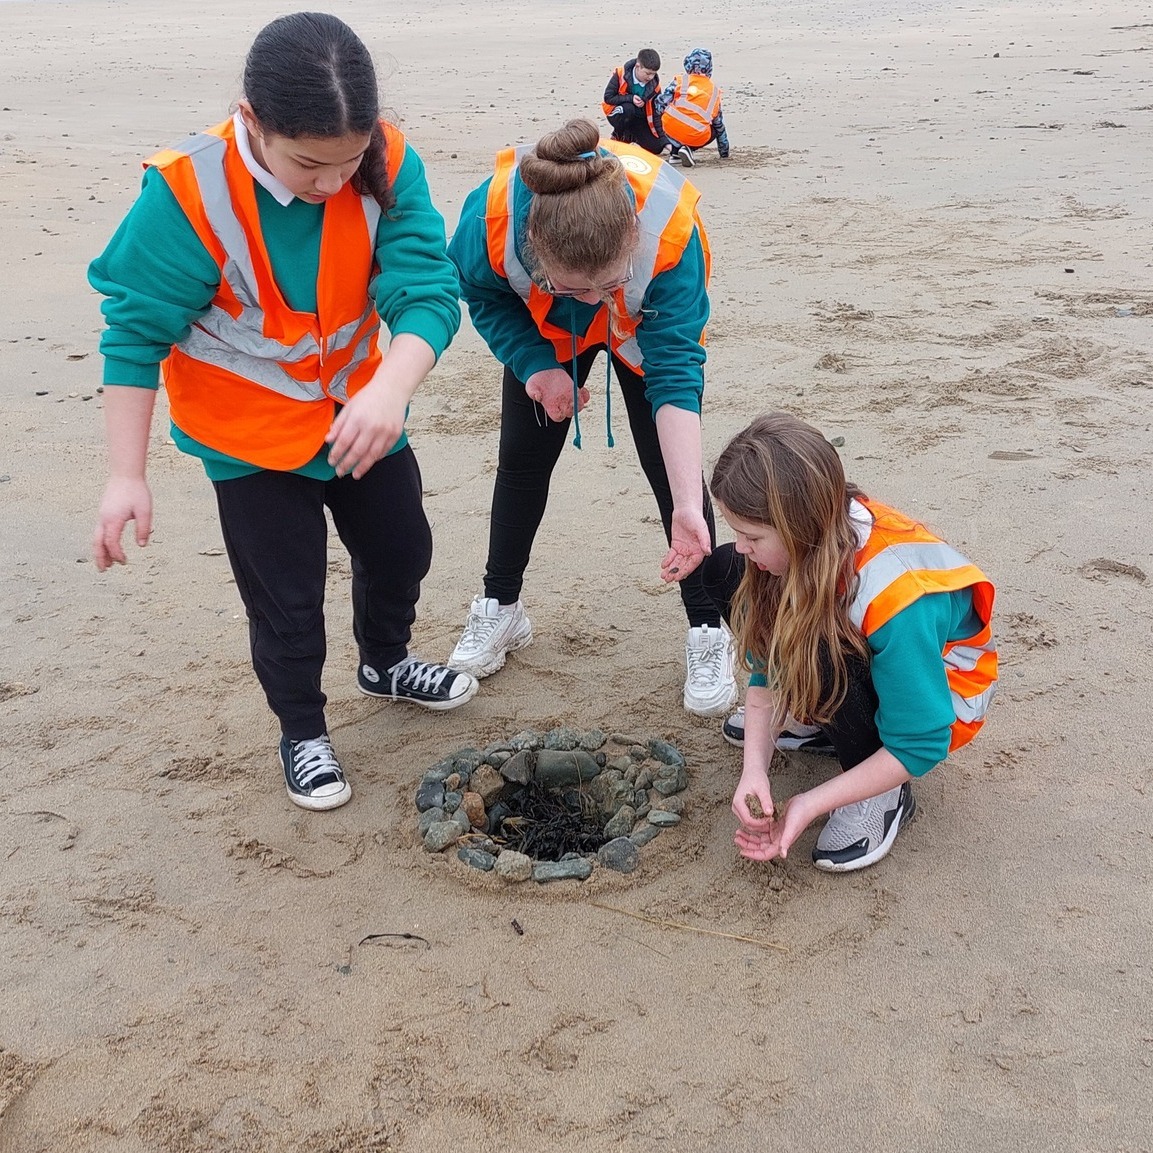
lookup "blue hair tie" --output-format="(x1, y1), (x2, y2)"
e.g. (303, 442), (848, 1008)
(578, 150), (598, 159)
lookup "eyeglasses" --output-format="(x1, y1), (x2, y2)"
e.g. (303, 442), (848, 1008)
(539, 257), (633, 298)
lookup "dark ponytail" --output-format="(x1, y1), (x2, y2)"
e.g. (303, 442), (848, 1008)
(243, 11), (395, 211)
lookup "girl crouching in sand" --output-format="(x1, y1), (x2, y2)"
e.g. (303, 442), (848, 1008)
(701, 413), (997, 871)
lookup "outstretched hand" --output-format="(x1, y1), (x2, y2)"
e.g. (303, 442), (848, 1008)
(659, 507), (711, 583)
(92, 477), (153, 571)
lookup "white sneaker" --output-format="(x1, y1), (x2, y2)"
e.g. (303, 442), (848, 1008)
(683, 624), (738, 716)
(448, 595), (533, 678)
(812, 782), (916, 872)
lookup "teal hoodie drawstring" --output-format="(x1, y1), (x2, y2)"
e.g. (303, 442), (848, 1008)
(566, 300), (616, 450)
(568, 317), (582, 450)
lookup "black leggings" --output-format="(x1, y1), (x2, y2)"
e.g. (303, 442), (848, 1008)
(213, 445), (432, 739)
(483, 346), (719, 627)
(701, 544), (883, 771)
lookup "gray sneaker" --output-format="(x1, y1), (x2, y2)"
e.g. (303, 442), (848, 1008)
(448, 595), (533, 678)
(812, 782), (915, 872)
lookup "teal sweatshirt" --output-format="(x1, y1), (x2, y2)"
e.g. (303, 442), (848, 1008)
(448, 165), (709, 418)
(88, 137), (460, 481)
(749, 588), (983, 777)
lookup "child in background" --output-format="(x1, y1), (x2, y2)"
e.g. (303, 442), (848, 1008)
(602, 48), (681, 158)
(701, 413), (997, 871)
(658, 48), (731, 166)
(89, 12), (478, 813)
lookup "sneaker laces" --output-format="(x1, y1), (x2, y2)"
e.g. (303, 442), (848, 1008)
(288, 736), (341, 789)
(459, 606), (503, 649)
(390, 657), (452, 695)
(687, 629), (728, 688)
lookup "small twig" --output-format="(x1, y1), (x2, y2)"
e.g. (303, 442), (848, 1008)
(358, 932), (430, 949)
(589, 901), (789, 953)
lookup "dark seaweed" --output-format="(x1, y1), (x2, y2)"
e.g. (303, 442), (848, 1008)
(496, 781), (609, 861)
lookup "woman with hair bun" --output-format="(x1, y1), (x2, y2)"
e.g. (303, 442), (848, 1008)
(447, 118), (737, 718)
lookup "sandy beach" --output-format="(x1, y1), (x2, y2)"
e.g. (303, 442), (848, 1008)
(2, 0), (1152, 1149)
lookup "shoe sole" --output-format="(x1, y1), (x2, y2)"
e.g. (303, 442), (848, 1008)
(358, 673), (480, 711)
(812, 789), (917, 873)
(284, 778), (352, 812)
(776, 737), (837, 755)
(722, 728), (744, 748)
(449, 629), (533, 679)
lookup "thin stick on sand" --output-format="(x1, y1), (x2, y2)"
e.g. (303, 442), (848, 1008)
(590, 901), (789, 953)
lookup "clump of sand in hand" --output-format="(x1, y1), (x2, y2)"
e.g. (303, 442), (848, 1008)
(745, 793), (774, 820)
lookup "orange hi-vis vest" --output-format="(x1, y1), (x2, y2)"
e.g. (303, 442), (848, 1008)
(852, 499), (997, 751)
(601, 66), (659, 136)
(662, 74), (722, 148)
(147, 117), (405, 471)
(482, 140), (711, 374)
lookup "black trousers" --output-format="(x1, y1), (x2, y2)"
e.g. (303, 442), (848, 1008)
(700, 544), (883, 771)
(484, 346), (719, 627)
(213, 445), (432, 740)
(605, 106), (669, 154)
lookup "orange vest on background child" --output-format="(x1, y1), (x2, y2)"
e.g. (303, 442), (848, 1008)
(147, 118), (405, 471)
(601, 65), (659, 136)
(851, 499), (998, 751)
(662, 74), (722, 148)
(482, 140), (711, 374)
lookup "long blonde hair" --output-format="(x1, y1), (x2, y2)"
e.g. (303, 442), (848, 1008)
(710, 413), (870, 725)
(520, 119), (639, 286)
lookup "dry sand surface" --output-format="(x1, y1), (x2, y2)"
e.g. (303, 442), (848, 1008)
(2, 0), (1152, 1149)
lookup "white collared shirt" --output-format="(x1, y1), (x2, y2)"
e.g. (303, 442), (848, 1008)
(232, 111), (296, 207)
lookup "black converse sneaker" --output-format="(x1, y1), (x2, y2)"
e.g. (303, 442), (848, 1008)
(358, 656), (479, 711)
(279, 734), (352, 811)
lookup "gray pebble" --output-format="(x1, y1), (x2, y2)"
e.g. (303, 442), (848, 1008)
(650, 793), (684, 815)
(630, 824), (661, 847)
(598, 837), (640, 873)
(579, 728), (607, 751)
(603, 804), (636, 840)
(415, 778), (445, 812)
(423, 820), (463, 852)
(494, 851), (534, 881)
(544, 726), (582, 751)
(457, 848), (496, 871)
(648, 809), (681, 827)
(442, 790), (462, 813)
(649, 738), (686, 767)
(532, 858), (593, 883)
(417, 806), (445, 835)
(652, 764), (689, 796)
(509, 729), (544, 751)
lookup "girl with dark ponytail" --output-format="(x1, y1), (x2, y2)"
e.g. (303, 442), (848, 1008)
(90, 13), (477, 814)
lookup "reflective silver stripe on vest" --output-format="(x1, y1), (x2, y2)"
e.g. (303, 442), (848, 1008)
(326, 303), (381, 400)
(849, 540), (974, 630)
(499, 146), (687, 371)
(164, 130), (378, 398)
(946, 640), (997, 722)
(664, 79), (721, 137)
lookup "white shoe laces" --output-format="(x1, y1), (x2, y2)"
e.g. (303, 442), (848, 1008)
(390, 657), (451, 695)
(687, 629), (728, 687)
(287, 735), (341, 789)
(459, 609), (502, 650)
